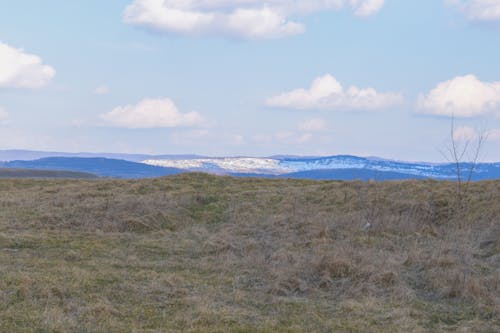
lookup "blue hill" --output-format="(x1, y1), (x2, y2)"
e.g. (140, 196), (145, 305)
(5, 157), (184, 179)
(277, 155), (500, 180)
(279, 168), (428, 181)
(2, 154), (500, 181)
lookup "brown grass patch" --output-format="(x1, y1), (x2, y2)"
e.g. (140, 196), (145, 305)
(0, 174), (499, 331)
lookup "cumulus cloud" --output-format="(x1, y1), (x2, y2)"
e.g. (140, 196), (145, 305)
(123, 0), (385, 39)
(0, 42), (55, 89)
(100, 98), (205, 128)
(350, 0), (385, 17)
(417, 75), (500, 117)
(447, 0), (500, 21)
(266, 74), (402, 111)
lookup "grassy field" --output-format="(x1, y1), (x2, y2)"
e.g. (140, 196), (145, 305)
(0, 173), (498, 332)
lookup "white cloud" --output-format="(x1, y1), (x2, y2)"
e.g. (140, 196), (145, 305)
(298, 118), (328, 132)
(453, 126), (478, 141)
(449, 124), (499, 144)
(0, 42), (55, 89)
(100, 98), (205, 128)
(417, 75), (500, 117)
(94, 85), (111, 95)
(123, 0), (385, 39)
(350, 0), (385, 17)
(266, 74), (402, 111)
(447, 0), (500, 21)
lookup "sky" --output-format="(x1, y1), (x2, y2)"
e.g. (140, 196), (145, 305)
(1, 0), (500, 161)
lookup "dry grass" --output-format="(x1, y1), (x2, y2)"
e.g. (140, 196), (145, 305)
(0, 173), (499, 332)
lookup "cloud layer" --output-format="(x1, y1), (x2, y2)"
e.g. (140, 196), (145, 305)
(418, 75), (500, 117)
(266, 74), (402, 111)
(101, 98), (205, 128)
(448, 0), (500, 21)
(124, 0), (385, 39)
(0, 42), (55, 89)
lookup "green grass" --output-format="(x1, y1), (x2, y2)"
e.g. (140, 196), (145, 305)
(0, 174), (499, 332)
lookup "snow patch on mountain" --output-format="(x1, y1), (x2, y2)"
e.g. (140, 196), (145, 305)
(143, 157), (291, 174)
(142, 155), (443, 176)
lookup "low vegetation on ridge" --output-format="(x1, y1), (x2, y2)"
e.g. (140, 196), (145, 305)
(0, 168), (97, 179)
(0, 173), (499, 332)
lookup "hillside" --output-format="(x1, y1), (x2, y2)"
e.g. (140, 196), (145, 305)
(5, 157), (184, 179)
(279, 168), (428, 181)
(0, 174), (498, 332)
(5, 152), (500, 180)
(144, 155), (500, 180)
(0, 168), (97, 179)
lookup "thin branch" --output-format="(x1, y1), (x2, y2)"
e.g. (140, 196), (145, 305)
(466, 131), (486, 184)
(450, 114), (462, 186)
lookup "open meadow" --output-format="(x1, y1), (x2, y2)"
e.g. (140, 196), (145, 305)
(0, 174), (499, 332)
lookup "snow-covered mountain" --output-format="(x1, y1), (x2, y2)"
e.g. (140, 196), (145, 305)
(142, 155), (500, 180)
(143, 157), (291, 174)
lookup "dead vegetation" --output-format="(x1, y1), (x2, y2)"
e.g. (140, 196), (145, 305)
(0, 173), (499, 332)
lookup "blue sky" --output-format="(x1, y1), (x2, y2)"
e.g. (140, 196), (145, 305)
(1, 0), (500, 161)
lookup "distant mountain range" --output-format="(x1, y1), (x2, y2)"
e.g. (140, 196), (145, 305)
(0, 150), (499, 180)
(143, 155), (500, 180)
(3, 157), (184, 179)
